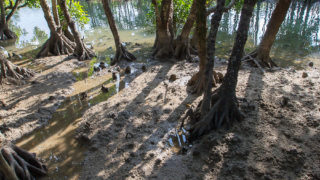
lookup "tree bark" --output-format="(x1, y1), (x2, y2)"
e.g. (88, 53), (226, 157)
(244, 0), (291, 68)
(187, 0), (232, 94)
(60, 0), (95, 61)
(190, 0), (257, 140)
(37, 0), (75, 58)
(200, 0), (226, 117)
(152, 0), (174, 59)
(187, 0), (208, 94)
(173, 0), (197, 60)
(51, 0), (60, 27)
(0, 0), (17, 40)
(102, 0), (136, 65)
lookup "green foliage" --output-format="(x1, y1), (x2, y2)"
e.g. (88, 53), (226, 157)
(4, 0), (40, 12)
(173, 0), (193, 30)
(31, 26), (48, 42)
(58, 0), (89, 29)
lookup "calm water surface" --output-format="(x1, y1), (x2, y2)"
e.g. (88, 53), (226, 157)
(3, 0), (320, 67)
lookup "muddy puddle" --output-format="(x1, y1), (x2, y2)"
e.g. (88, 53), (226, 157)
(168, 128), (190, 154)
(16, 63), (130, 179)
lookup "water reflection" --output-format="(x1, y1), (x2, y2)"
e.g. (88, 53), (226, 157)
(1, 0), (319, 67)
(216, 0), (320, 67)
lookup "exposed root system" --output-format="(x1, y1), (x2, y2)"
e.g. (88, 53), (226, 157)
(0, 56), (34, 83)
(187, 70), (223, 94)
(243, 49), (278, 69)
(0, 142), (47, 180)
(36, 30), (75, 58)
(189, 91), (244, 141)
(111, 44), (136, 65)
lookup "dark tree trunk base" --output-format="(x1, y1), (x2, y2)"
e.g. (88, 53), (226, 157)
(36, 31), (75, 58)
(0, 142), (47, 180)
(0, 57), (34, 83)
(243, 49), (278, 68)
(74, 45), (95, 61)
(152, 42), (174, 60)
(111, 44), (136, 65)
(0, 27), (17, 41)
(173, 36), (197, 61)
(189, 90), (244, 141)
(187, 70), (222, 94)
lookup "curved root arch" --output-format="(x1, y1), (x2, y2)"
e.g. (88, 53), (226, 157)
(0, 57), (34, 83)
(0, 142), (47, 179)
(111, 44), (136, 65)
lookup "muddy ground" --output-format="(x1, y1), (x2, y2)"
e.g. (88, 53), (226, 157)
(0, 55), (319, 179)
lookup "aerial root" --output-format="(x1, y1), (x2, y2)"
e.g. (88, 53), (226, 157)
(189, 92), (244, 141)
(0, 143), (47, 180)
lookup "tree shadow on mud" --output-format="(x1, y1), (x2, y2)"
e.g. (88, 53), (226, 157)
(144, 66), (319, 180)
(0, 70), (74, 139)
(79, 61), (200, 179)
(207, 67), (319, 179)
(14, 59), (151, 179)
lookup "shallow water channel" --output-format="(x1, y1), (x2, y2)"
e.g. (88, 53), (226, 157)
(2, 0), (320, 179)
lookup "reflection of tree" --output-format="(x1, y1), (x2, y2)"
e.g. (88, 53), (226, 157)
(273, 1), (320, 56)
(216, 0), (320, 61)
(80, 0), (151, 30)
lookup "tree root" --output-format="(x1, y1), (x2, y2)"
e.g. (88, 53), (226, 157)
(0, 56), (34, 83)
(36, 31), (75, 58)
(189, 91), (244, 141)
(173, 36), (195, 61)
(152, 44), (174, 60)
(0, 142), (47, 180)
(187, 70), (223, 94)
(0, 28), (17, 40)
(111, 44), (136, 65)
(74, 44), (95, 61)
(242, 49), (278, 69)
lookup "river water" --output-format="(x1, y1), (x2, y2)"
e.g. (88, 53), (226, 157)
(1, 0), (319, 68)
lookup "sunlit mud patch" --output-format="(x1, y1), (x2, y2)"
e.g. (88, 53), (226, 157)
(168, 128), (190, 154)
